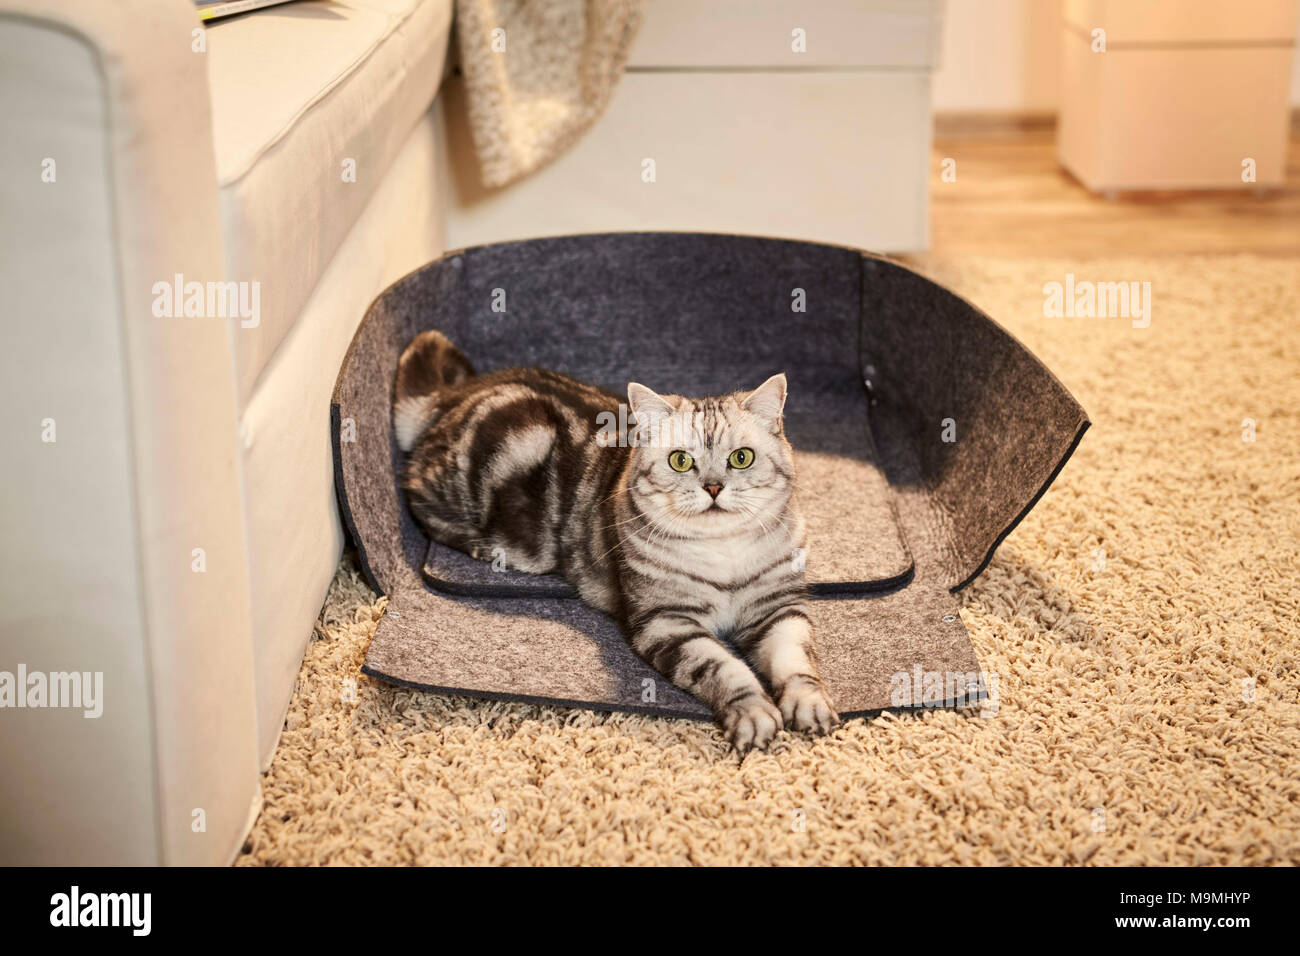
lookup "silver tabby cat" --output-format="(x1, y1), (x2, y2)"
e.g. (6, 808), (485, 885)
(394, 330), (838, 753)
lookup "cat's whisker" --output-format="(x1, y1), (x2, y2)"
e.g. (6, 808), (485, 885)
(592, 515), (653, 564)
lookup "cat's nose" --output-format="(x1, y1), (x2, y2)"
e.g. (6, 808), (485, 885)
(704, 483), (723, 499)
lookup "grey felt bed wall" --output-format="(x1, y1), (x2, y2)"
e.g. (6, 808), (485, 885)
(332, 233), (1088, 719)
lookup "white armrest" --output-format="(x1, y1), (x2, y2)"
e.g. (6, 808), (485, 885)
(0, 0), (261, 864)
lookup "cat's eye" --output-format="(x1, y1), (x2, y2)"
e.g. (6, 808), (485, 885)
(668, 450), (695, 472)
(728, 447), (755, 469)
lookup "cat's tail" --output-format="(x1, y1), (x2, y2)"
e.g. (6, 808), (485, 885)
(393, 330), (476, 451)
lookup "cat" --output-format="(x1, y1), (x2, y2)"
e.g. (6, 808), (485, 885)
(394, 330), (839, 753)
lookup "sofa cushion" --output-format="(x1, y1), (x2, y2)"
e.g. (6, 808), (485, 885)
(205, 0), (452, 407)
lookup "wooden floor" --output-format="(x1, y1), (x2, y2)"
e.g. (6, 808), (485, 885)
(908, 127), (1300, 263)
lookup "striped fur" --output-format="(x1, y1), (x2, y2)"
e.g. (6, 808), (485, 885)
(396, 331), (838, 753)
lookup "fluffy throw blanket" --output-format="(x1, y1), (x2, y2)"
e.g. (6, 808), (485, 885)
(454, 0), (646, 188)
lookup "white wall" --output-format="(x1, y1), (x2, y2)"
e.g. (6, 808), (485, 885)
(931, 0), (1300, 112)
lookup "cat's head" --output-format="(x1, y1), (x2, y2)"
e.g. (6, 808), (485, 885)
(623, 374), (796, 533)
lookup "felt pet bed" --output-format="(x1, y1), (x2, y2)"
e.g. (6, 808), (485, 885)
(333, 233), (1088, 720)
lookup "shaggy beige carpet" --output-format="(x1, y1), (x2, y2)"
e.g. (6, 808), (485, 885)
(238, 254), (1299, 866)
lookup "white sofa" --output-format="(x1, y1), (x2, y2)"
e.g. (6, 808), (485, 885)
(0, 0), (453, 865)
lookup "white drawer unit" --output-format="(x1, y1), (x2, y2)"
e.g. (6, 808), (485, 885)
(439, 0), (944, 253)
(1058, 0), (1299, 192)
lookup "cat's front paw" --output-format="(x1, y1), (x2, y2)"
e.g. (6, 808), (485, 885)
(718, 692), (782, 756)
(778, 676), (840, 735)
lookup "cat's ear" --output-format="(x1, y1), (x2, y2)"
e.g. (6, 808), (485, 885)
(627, 382), (676, 425)
(742, 373), (787, 427)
